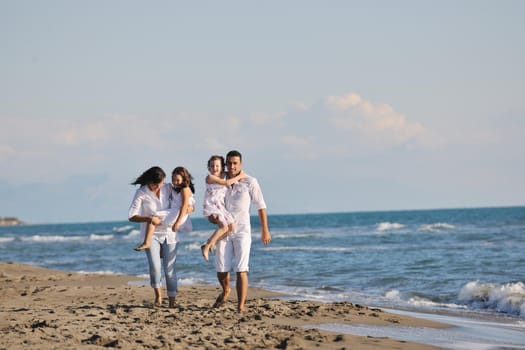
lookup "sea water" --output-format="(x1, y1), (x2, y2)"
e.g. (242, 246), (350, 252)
(1, 206), (524, 322)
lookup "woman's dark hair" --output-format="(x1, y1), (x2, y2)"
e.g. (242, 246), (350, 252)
(207, 155), (225, 170)
(172, 166), (195, 194)
(131, 166), (166, 186)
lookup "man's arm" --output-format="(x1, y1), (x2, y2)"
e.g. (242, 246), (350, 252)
(258, 208), (271, 245)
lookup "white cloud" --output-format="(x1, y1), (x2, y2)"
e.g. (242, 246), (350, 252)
(250, 111), (285, 125)
(0, 92), (429, 184)
(325, 93), (362, 110)
(281, 135), (310, 147)
(266, 92), (429, 160)
(325, 92), (426, 145)
(0, 144), (15, 160)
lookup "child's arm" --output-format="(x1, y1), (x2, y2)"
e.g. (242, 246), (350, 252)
(129, 214), (162, 225)
(206, 170), (246, 186)
(172, 187), (192, 232)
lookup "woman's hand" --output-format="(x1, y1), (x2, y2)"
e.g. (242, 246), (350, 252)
(150, 216), (162, 225)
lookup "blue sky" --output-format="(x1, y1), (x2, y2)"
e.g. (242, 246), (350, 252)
(1, 1), (524, 223)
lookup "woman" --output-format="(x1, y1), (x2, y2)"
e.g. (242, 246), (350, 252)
(134, 166), (195, 252)
(128, 166), (180, 308)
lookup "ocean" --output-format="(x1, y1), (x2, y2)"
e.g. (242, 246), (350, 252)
(1, 206), (524, 325)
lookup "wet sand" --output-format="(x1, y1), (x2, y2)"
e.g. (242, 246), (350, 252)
(0, 262), (449, 349)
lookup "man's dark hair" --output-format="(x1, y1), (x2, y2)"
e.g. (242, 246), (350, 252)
(226, 150), (242, 161)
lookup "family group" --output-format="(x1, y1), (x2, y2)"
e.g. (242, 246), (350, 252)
(128, 150), (271, 313)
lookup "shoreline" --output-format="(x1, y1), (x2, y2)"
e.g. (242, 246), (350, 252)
(0, 261), (448, 349)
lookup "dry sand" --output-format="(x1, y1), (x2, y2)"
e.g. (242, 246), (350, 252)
(0, 262), (449, 349)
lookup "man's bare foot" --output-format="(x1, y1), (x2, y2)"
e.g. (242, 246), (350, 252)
(134, 243), (149, 251)
(223, 286), (231, 301)
(212, 287), (231, 308)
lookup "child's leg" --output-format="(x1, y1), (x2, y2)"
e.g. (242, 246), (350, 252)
(201, 220), (229, 261)
(134, 222), (155, 251)
(208, 222), (229, 246)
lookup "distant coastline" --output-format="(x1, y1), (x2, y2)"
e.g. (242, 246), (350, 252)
(0, 217), (24, 226)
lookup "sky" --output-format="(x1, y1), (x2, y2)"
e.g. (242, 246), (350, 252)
(1, 1), (524, 224)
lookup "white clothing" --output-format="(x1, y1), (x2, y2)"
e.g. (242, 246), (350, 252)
(214, 234), (251, 273)
(202, 182), (235, 225)
(224, 176), (266, 237)
(214, 175), (266, 273)
(128, 183), (177, 244)
(161, 187), (195, 233)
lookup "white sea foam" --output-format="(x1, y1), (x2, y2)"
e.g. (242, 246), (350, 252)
(419, 223), (455, 232)
(407, 296), (466, 310)
(376, 222), (405, 231)
(385, 289), (401, 300)
(0, 237), (15, 243)
(77, 270), (120, 275)
(20, 235), (85, 242)
(384, 289), (467, 310)
(186, 242), (205, 251)
(89, 234), (114, 240)
(263, 246), (355, 252)
(187, 230), (212, 238)
(124, 229), (140, 238)
(458, 281), (525, 318)
(272, 233), (325, 239)
(178, 277), (210, 286)
(112, 225), (134, 232)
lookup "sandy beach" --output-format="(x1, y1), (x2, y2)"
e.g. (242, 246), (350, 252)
(0, 262), (450, 349)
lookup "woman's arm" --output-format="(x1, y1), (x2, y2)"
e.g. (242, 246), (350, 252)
(206, 170), (246, 186)
(128, 190), (161, 225)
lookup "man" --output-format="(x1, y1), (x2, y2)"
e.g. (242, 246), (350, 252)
(213, 150), (271, 313)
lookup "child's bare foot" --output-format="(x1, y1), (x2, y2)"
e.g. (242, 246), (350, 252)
(134, 243), (149, 251)
(201, 244), (210, 261)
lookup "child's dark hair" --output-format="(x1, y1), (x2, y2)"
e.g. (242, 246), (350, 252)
(172, 166), (195, 194)
(207, 155), (225, 170)
(131, 166), (166, 186)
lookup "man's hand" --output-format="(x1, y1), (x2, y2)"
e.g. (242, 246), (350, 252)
(261, 229), (271, 245)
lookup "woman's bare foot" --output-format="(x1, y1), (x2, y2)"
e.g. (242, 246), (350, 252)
(168, 296), (176, 308)
(134, 243), (149, 251)
(154, 298), (162, 308)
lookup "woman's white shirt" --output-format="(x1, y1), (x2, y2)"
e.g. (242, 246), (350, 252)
(128, 183), (178, 243)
